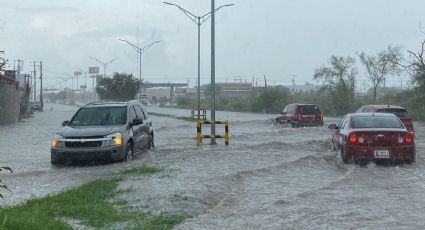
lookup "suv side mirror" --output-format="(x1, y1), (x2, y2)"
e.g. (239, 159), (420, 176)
(62, 120), (69, 126)
(328, 124), (338, 129)
(131, 118), (143, 126)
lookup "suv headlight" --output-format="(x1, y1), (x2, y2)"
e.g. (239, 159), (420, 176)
(103, 132), (123, 146)
(51, 133), (65, 148)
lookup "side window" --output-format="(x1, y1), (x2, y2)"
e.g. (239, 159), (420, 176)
(134, 105), (146, 120)
(287, 105), (295, 114)
(362, 107), (371, 112)
(129, 106), (137, 121)
(338, 116), (348, 129)
(341, 117), (350, 129)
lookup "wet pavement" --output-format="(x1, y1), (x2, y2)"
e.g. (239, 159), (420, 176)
(1, 104), (425, 229)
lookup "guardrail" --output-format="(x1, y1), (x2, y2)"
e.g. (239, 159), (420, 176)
(196, 120), (229, 145)
(191, 109), (207, 121)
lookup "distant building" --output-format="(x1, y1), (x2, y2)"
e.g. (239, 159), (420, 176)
(0, 71), (20, 124)
(285, 83), (321, 93)
(201, 82), (253, 97)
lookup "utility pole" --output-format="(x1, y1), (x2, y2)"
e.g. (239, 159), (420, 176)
(211, 0), (216, 145)
(30, 61), (40, 101)
(40, 61), (43, 111)
(290, 74), (296, 94)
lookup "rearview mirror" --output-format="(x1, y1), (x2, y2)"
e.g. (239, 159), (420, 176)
(131, 118), (143, 126)
(328, 124), (337, 129)
(62, 120), (69, 126)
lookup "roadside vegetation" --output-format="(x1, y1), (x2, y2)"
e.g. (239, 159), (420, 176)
(0, 167), (12, 200)
(0, 166), (184, 230)
(148, 112), (195, 122)
(174, 40), (425, 121)
(96, 73), (142, 101)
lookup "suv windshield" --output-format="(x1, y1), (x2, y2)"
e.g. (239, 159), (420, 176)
(298, 105), (321, 115)
(377, 108), (409, 118)
(68, 107), (127, 126)
(351, 116), (404, 129)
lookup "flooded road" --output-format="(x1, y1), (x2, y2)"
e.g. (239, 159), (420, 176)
(1, 104), (425, 229)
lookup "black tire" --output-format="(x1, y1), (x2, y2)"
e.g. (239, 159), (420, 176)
(339, 146), (349, 164)
(290, 121), (298, 128)
(148, 132), (155, 149)
(125, 143), (134, 162)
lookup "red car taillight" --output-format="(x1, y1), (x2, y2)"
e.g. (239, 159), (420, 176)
(405, 133), (413, 144)
(320, 112), (323, 121)
(348, 133), (357, 145)
(397, 133), (414, 145)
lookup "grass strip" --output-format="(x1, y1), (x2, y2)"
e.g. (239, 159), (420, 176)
(0, 167), (183, 230)
(148, 112), (195, 122)
(121, 166), (163, 175)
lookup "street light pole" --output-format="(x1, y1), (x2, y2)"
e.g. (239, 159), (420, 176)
(164, 1), (234, 122)
(118, 39), (161, 100)
(211, 0), (216, 145)
(197, 16), (201, 121)
(89, 57), (119, 79)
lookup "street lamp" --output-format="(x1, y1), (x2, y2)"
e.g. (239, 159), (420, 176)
(163, 1), (234, 122)
(118, 39), (161, 100)
(89, 57), (119, 78)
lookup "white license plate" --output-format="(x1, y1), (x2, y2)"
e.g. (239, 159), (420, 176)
(374, 150), (390, 158)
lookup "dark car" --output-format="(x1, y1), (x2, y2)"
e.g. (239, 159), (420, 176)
(29, 101), (42, 111)
(276, 103), (324, 127)
(356, 104), (414, 135)
(50, 100), (154, 164)
(329, 113), (415, 164)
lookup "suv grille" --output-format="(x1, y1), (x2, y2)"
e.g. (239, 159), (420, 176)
(65, 141), (102, 148)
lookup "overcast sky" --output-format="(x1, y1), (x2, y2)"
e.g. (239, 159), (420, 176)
(1, 0), (424, 89)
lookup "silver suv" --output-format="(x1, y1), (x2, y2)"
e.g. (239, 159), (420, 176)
(50, 100), (154, 164)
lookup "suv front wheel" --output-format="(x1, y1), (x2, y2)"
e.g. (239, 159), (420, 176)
(147, 132), (155, 150)
(125, 143), (134, 161)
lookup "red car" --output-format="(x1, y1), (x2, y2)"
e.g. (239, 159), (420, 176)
(329, 113), (415, 164)
(356, 105), (414, 135)
(276, 103), (324, 127)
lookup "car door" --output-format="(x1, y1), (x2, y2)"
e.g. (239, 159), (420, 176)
(285, 105), (295, 121)
(332, 116), (348, 150)
(134, 104), (149, 148)
(129, 106), (142, 151)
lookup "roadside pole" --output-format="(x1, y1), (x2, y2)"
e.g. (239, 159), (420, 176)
(40, 61), (43, 111)
(210, 0), (216, 145)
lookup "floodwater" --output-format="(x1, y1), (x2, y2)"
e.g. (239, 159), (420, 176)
(1, 104), (425, 229)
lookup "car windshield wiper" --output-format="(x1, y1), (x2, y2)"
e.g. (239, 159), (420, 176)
(100, 112), (111, 125)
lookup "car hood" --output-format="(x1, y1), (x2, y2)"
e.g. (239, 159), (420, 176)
(58, 125), (125, 137)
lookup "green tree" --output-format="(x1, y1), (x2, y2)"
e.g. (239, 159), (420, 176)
(251, 86), (292, 113)
(407, 40), (425, 91)
(0, 50), (8, 71)
(204, 84), (223, 98)
(96, 73), (141, 101)
(358, 46), (402, 103)
(314, 56), (357, 115)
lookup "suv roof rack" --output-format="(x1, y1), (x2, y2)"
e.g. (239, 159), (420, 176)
(83, 101), (128, 107)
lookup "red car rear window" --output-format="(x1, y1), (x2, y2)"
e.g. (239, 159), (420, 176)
(297, 105), (321, 115)
(351, 116), (404, 129)
(376, 108), (408, 118)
